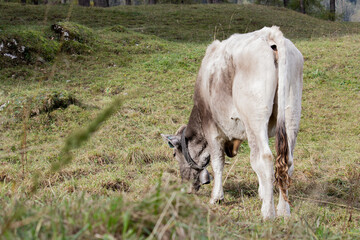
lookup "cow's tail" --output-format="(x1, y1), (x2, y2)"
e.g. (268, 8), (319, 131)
(269, 26), (291, 204)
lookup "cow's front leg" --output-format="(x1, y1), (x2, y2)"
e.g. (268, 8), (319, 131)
(209, 146), (225, 204)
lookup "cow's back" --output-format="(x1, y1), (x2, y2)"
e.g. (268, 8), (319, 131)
(194, 28), (280, 141)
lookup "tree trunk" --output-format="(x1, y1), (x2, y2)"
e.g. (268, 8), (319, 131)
(329, 0), (335, 21)
(126, 0), (131, 4)
(148, 0), (156, 4)
(94, 0), (109, 7)
(21, 0), (26, 4)
(79, 0), (90, 6)
(300, 0), (305, 14)
(33, 0), (38, 4)
(283, 0), (289, 7)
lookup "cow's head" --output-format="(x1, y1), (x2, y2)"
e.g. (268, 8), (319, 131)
(161, 125), (211, 192)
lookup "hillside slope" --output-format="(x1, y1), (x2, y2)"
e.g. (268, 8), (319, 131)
(1, 3), (360, 42)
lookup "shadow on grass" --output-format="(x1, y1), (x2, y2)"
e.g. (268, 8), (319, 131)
(224, 181), (258, 198)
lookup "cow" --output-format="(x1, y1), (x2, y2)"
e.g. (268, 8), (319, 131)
(161, 26), (303, 219)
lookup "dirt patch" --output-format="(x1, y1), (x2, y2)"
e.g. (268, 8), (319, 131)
(41, 168), (96, 188)
(223, 181), (258, 198)
(9, 91), (81, 119)
(102, 179), (130, 192)
(88, 153), (116, 165)
(0, 173), (12, 182)
(30, 92), (79, 117)
(166, 168), (177, 175)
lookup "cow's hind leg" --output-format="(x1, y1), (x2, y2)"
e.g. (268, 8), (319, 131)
(246, 124), (276, 219)
(232, 38), (278, 218)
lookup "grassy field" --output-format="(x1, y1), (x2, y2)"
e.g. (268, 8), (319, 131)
(1, 2), (360, 239)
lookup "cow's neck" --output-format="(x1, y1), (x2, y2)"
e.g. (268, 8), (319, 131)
(185, 104), (207, 147)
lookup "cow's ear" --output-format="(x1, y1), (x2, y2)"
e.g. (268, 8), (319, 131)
(161, 134), (181, 149)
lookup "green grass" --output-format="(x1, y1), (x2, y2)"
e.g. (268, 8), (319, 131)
(1, 2), (360, 239)
(1, 3), (360, 42)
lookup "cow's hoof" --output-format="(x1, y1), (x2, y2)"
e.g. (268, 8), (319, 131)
(209, 198), (224, 204)
(277, 210), (290, 218)
(277, 206), (291, 218)
(261, 204), (276, 220)
(276, 200), (291, 217)
(262, 213), (276, 220)
(261, 209), (276, 220)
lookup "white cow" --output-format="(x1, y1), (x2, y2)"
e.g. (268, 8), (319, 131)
(162, 26), (303, 219)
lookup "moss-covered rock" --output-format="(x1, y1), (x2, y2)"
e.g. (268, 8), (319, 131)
(0, 29), (59, 67)
(51, 21), (95, 44)
(0, 22), (97, 67)
(51, 21), (96, 54)
(108, 25), (128, 33)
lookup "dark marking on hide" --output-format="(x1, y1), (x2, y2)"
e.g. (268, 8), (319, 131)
(196, 141), (207, 158)
(208, 73), (215, 96)
(208, 55), (235, 97)
(272, 45), (279, 68)
(220, 62), (235, 97)
(193, 79), (214, 131)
